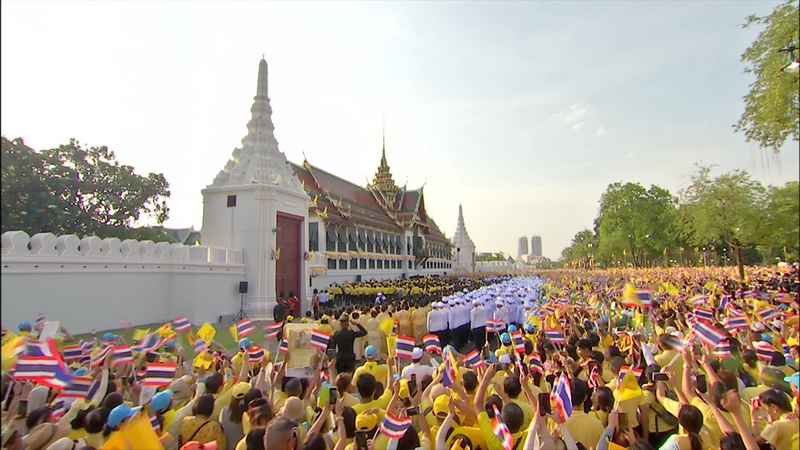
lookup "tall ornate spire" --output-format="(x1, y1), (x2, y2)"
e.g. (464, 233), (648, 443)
(210, 58), (303, 192)
(371, 123), (398, 199)
(452, 204), (475, 248)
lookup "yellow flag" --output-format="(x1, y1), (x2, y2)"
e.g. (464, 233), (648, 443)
(100, 430), (130, 450)
(386, 335), (397, 358)
(155, 323), (174, 339)
(132, 328), (150, 341)
(229, 323), (239, 342)
(2, 330), (18, 346)
(186, 330), (197, 346)
(121, 413), (163, 450)
(197, 323), (216, 343)
(615, 369), (643, 403)
(1, 335), (25, 373)
(378, 318), (396, 337)
(193, 351), (214, 369)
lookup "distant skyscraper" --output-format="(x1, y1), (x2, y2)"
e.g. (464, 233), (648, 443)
(530, 236), (542, 257)
(517, 236), (528, 258)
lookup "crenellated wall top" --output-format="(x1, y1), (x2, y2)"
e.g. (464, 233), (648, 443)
(1, 231), (243, 265)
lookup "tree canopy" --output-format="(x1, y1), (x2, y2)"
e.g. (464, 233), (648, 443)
(735, 0), (799, 153)
(1, 137), (174, 241)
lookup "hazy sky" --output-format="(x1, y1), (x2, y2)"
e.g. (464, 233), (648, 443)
(2, 1), (798, 260)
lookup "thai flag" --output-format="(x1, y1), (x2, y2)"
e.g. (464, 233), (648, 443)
(172, 317), (191, 332)
(694, 308), (715, 322)
(120, 318), (132, 330)
(113, 346), (133, 366)
(0, 329), (5, 340)
(719, 295), (733, 310)
(14, 354), (72, 389)
(774, 293), (793, 304)
(553, 373), (573, 422)
(692, 321), (726, 348)
(486, 318), (502, 333)
(490, 405), (514, 450)
(690, 295), (708, 306)
(621, 290), (652, 308)
(310, 329), (331, 351)
(510, 330), (525, 353)
(149, 413), (162, 434)
(35, 313), (46, 330)
(62, 345), (82, 362)
(753, 341), (778, 362)
(756, 307), (780, 322)
(249, 346), (265, 363)
(395, 335), (415, 360)
(617, 365), (631, 383)
(91, 345), (115, 368)
(264, 321), (284, 339)
(25, 340), (55, 357)
(62, 376), (93, 399)
(379, 412), (413, 439)
(423, 334), (441, 354)
(80, 340), (94, 356)
(279, 337), (289, 354)
(631, 366), (644, 380)
(462, 349), (483, 368)
(587, 362), (602, 389)
(528, 354), (544, 374)
(714, 340), (732, 358)
(135, 334), (162, 353)
(545, 330), (565, 345)
(142, 363), (176, 387)
(320, 370), (329, 385)
(51, 398), (66, 421)
(724, 309), (749, 331)
(236, 319), (255, 338)
(743, 290), (756, 299)
(194, 338), (208, 354)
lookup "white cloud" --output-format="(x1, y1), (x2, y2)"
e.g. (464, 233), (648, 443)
(596, 126), (609, 136)
(563, 107), (590, 123)
(623, 150), (635, 159)
(571, 122), (584, 130)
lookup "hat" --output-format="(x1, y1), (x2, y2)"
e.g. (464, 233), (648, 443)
(524, 323), (535, 332)
(168, 378), (192, 406)
(238, 338), (252, 349)
(433, 394), (450, 418)
(107, 403), (142, 428)
(500, 333), (511, 344)
(785, 372), (800, 388)
(163, 340), (177, 350)
(300, 317), (309, 323)
(150, 389), (173, 413)
(508, 325), (518, 333)
(280, 397), (305, 421)
(761, 333), (773, 344)
(355, 412), (378, 431)
(752, 322), (766, 332)
(364, 346), (378, 359)
(72, 368), (87, 376)
(180, 442), (218, 450)
(102, 332), (118, 341)
(24, 422), (70, 450)
(499, 354), (512, 365)
(139, 385), (158, 405)
(18, 322), (32, 331)
(339, 314), (350, 322)
(664, 326), (677, 335)
(232, 382), (251, 399)
(47, 437), (87, 450)
(412, 347), (424, 360)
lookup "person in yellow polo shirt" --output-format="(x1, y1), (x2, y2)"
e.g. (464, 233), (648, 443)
(352, 346), (387, 388)
(474, 363), (528, 450)
(754, 389), (799, 450)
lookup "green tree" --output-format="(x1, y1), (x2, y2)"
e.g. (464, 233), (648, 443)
(735, 0), (799, 153)
(1, 137), (171, 239)
(561, 229), (599, 267)
(678, 165), (767, 280)
(594, 182), (678, 267)
(762, 181), (800, 259)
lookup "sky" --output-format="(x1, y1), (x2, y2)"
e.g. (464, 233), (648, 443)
(2, 1), (798, 260)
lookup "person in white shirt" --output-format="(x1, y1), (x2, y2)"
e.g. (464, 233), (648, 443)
(401, 348), (436, 386)
(427, 302), (449, 348)
(470, 298), (487, 350)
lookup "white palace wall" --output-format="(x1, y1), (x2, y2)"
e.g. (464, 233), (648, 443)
(1, 231), (246, 334)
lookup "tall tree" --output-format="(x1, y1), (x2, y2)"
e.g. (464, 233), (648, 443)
(735, 0), (799, 153)
(762, 181), (800, 258)
(1, 137), (172, 240)
(594, 182), (677, 267)
(678, 166), (767, 280)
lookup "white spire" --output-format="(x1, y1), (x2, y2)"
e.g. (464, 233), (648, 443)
(451, 204), (475, 248)
(210, 58), (303, 192)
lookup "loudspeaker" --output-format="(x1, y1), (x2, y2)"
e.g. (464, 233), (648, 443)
(238, 281), (248, 294)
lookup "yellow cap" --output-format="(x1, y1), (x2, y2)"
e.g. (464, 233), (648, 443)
(433, 394), (450, 418)
(355, 413), (378, 431)
(232, 382), (251, 398)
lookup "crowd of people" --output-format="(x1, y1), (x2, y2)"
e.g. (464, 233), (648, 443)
(1, 264), (798, 450)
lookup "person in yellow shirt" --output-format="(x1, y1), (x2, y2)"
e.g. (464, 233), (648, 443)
(352, 346), (388, 388)
(564, 379), (606, 450)
(474, 363), (528, 450)
(755, 389), (799, 450)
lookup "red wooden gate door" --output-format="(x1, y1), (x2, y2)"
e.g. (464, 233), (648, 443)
(275, 212), (302, 311)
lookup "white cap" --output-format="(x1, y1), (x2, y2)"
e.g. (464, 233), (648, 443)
(499, 353), (512, 364)
(664, 326), (677, 335)
(672, 330), (685, 339)
(752, 322), (766, 332)
(412, 347), (424, 360)
(496, 301), (504, 307)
